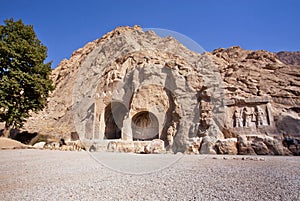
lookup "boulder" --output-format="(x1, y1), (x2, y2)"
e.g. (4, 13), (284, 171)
(33, 141), (46, 149)
(237, 135), (291, 155)
(199, 136), (217, 154)
(251, 141), (269, 155)
(237, 135), (256, 155)
(185, 137), (202, 154)
(215, 138), (238, 155)
(144, 139), (165, 154)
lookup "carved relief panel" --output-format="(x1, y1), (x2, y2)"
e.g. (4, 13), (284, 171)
(225, 97), (273, 129)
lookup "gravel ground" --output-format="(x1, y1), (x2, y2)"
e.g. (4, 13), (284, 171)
(0, 150), (299, 201)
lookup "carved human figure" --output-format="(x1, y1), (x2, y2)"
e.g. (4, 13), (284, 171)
(233, 109), (242, 127)
(243, 107), (252, 127)
(167, 122), (177, 151)
(256, 106), (264, 126)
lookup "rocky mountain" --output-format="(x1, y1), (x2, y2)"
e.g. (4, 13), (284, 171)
(19, 26), (299, 155)
(276, 51), (300, 66)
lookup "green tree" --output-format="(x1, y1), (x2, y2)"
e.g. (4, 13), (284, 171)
(0, 18), (54, 137)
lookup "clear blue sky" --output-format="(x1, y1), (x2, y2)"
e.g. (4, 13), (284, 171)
(1, 0), (299, 68)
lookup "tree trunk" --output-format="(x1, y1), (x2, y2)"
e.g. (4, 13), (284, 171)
(2, 124), (11, 138)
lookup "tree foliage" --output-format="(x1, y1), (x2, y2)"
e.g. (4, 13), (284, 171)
(0, 18), (54, 137)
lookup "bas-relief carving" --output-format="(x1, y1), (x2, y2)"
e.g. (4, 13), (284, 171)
(166, 121), (177, 152)
(256, 106), (265, 126)
(229, 101), (271, 129)
(233, 109), (243, 127)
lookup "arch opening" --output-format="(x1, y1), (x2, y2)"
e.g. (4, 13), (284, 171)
(132, 111), (159, 141)
(104, 102), (128, 139)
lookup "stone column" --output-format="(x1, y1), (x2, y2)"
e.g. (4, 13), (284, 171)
(266, 103), (274, 127)
(121, 116), (133, 141)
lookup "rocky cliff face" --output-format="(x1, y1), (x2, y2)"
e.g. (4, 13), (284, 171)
(21, 26), (299, 155)
(210, 47), (300, 136)
(211, 47), (299, 106)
